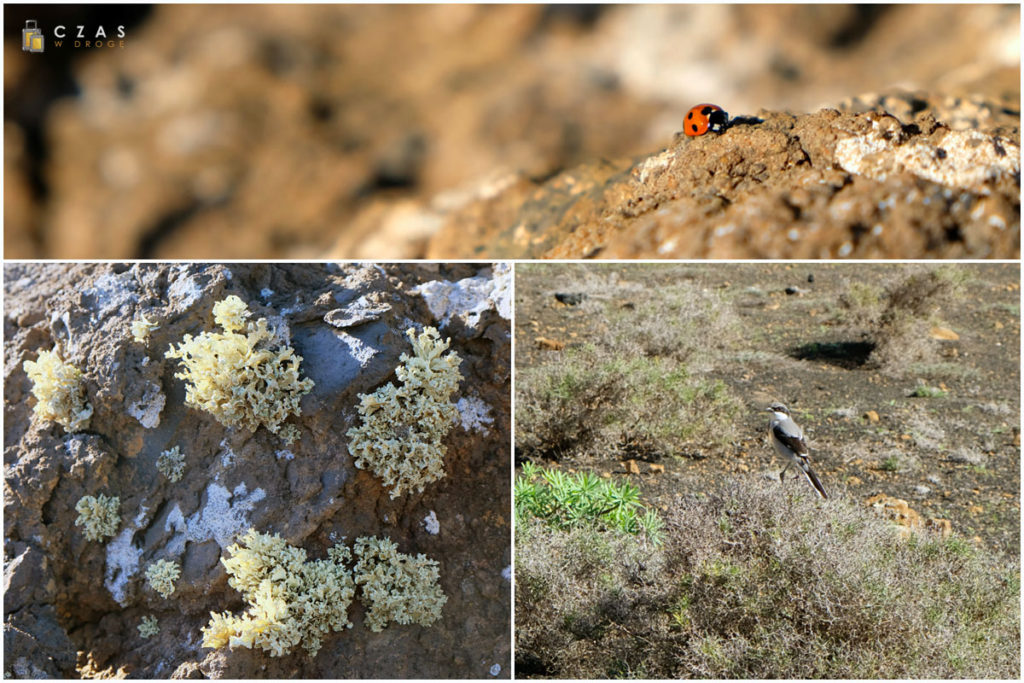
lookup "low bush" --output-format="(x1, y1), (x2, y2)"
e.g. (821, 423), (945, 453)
(516, 345), (741, 461)
(837, 266), (966, 373)
(515, 483), (1019, 679)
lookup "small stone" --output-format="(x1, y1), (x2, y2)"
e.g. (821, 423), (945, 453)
(649, 463), (665, 474)
(624, 459), (640, 474)
(554, 293), (586, 306)
(929, 326), (959, 340)
(535, 337), (566, 351)
(864, 410), (880, 422)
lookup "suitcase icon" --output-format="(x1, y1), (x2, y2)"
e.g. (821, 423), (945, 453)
(22, 20), (44, 53)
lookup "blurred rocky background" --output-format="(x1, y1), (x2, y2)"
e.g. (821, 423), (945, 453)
(4, 4), (1020, 259)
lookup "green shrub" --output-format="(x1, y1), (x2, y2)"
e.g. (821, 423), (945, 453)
(515, 462), (664, 545)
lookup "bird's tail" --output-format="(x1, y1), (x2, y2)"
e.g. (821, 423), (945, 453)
(799, 461), (828, 500)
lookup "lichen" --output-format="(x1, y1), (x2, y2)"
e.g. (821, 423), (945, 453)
(352, 535), (447, 632)
(346, 327), (462, 498)
(131, 314), (160, 343)
(145, 559), (181, 598)
(200, 529), (355, 658)
(165, 295), (314, 438)
(138, 615), (159, 639)
(74, 494), (120, 542)
(156, 446), (186, 483)
(22, 349), (93, 433)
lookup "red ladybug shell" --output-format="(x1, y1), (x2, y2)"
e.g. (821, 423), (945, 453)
(684, 104), (728, 137)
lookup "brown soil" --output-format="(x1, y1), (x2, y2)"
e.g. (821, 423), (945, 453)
(429, 105), (1020, 259)
(515, 263), (1020, 557)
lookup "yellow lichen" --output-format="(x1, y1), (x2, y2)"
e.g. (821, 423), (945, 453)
(22, 349), (93, 433)
(74, 494), (120, 542)
(346, 327), (462, 498)
(165, 296), (313, 439)
(131, 314), (160, 343)
(138, 615), (159, 639)
(352, 535), (447, 632)
(200, 529), (355, 658)
(156, 446), (186, 483)
(146, 559), (181, 598)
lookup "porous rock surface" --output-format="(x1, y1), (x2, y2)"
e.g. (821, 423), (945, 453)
(427, 99), (1020, 259)
(3, 262), (511, 678)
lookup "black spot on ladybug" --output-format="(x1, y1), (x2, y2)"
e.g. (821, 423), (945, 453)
(993, 140), (1006, 157)
(690, 123), (699, 133)
(936, 148), (947, 160)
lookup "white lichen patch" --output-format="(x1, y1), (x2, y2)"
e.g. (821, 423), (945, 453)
(22, 350), (93, 433)
(168, 268), (204, 308)
(138, 615), (159, 639)
(336, 331), (378, 368)
(324, 295), (391, 328)
(131, 314), (160, 343)
(126, 381), (165, 429)
(185, 483), (265, 549)
(412, 264), (511, 329)
(85, 272), (138, 320)
(105, 526), (143, 606)
(347, 327), (462, 498)
(352, 536), (447, 632)
(423, 510), (440, 535)
(74, 494), (120, 541)
(165, 295), (313, 438)
(835, 129), (1020, 193)
(145, 559), (181, 598)
(456, 396), (494, 434)
(156, 446), (186, 482)
(201, 529), (355, 658)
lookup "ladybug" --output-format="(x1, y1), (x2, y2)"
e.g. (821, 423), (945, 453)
(684, 103), (729, 136)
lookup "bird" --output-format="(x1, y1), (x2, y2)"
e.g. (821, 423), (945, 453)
(765, 403), (828, 499)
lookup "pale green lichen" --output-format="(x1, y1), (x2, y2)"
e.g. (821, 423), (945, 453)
(156, 446), (186, 483)
(146, 559), (181, 598)
(200, 529), (354, 658)
(22, 349), (93, 433)
(74, 494), (120, 542)
(346, 327), (462, 498)
(138, 615), (159, 639)
(165, 295), (313, 439)
(352, 535), (447, 632)
(131, 314), (160, 343)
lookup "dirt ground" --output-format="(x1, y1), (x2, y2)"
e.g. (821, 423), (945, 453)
(515, 263), (1020, 557)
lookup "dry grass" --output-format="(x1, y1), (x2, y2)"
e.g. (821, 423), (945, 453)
(516, 344), (741, 461)
(516, 483), (1020, 679)
(836, 265), (967, 373)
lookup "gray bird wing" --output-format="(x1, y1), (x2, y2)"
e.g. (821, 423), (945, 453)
(772, 419), (809, 455)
